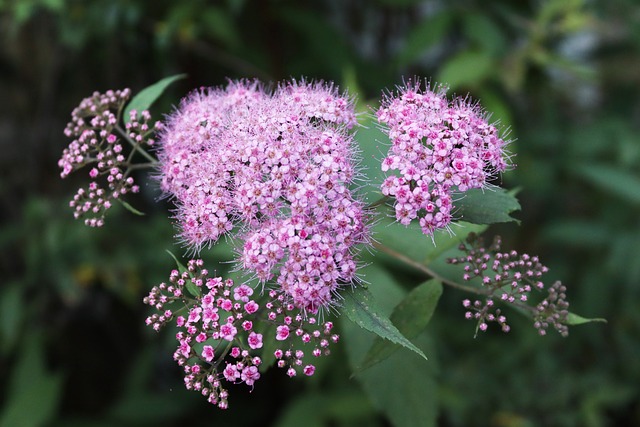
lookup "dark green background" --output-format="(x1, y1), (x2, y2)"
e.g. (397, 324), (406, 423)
(1, 0), (639, 426)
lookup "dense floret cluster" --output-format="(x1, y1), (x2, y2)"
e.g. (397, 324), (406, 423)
(377, 82), (510, 235)
(157, 80), (369, 313)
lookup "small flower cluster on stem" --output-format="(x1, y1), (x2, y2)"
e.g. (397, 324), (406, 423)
(58, 89), (161, 226)
(144, 259), (338, 409)
(448, 233), (570, 336)
(377, 81), (511, 235)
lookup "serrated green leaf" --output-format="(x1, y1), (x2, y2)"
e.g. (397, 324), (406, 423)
(357, 280), (442, 372)
(124, 74), (186, 123)
(454, 187), (520, 224)
(118, 199), (145, 216)
(342, 287), (428, 362)
(437, 50), (493, 90)
(565, 312), (607, 326)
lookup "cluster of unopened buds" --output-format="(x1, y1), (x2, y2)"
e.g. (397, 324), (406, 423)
(58, 89), (161, 226)
(448, 233), (570, 337)
(143, 259), (338, 409)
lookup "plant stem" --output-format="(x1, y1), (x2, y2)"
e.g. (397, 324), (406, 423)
(116, 124), (158, 163)
(371, 241), (489, 296)
(127, 162), (157, 171)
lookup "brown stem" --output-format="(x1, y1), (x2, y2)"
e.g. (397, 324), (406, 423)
(372, 241), (489, 296)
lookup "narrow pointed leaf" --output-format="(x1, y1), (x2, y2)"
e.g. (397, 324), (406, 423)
(165, 250), (200, 298)
(342, 320), (438, 427)
(357, 280), (442, 372)
(119, 199), (145, 216)
(124, 74), (186, 123)
(565, 312), (607, 326)
(342, 287), (428, 361)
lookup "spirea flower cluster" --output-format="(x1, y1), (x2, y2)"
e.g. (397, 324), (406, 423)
(377, 82), (511, 235)
(144, 259), (338, 409)
(157, 80), (369, 313)
(59, 89), (161, 226)
(448, 233), (570, 336)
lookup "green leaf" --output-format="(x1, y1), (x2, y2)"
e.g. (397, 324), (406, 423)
(342, 287), (428, 362)
(258, 322), (278, 373)
(201, 7), (239, 47)
(373, 218), (486, 265)
(124, 74), (186, 123)
(165, 249), (187, 274)
(565, 312), (607, 326)
(0, 283), (23, 355)
(358, 280), (442, 372)
(462, 13), (507, 56)
(109, 393), (191, 424)
(453, 187), (520, 224)
(354, 114), (389, 204)
(342, 321), (438, 427)
(572, 163), (640, 205)
(437, 50), (493, 90)
(397, 12), (453, 65)
(118, 199), (145, 216)
(0, 335), (63, 427)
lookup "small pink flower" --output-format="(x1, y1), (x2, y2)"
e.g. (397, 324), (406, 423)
(247, 332), (263, 349)
(303, 365), (316, 376)
(223, 363), (240, 382)
(220, 323), (238, 341)
(202, 345), (215, 362)
(244, 300), (259, 314)
(242, 320), (253, 331)
(241, 366), (260, 386)
(276, 325), (290, 341)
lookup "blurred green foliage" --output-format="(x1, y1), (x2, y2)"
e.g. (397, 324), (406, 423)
(1, 0), (639, 426)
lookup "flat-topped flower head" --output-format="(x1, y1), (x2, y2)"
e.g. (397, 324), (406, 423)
(157, 79), (369, 312)
(377, 80), (512, 235)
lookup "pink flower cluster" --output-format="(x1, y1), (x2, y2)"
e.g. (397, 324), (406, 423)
(377, 82), (510, 235)
(157, 80), (369, 313)
(59, 89), (161, 226)
(448, 234), (569, 336)
(144, 259), (338, 409)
